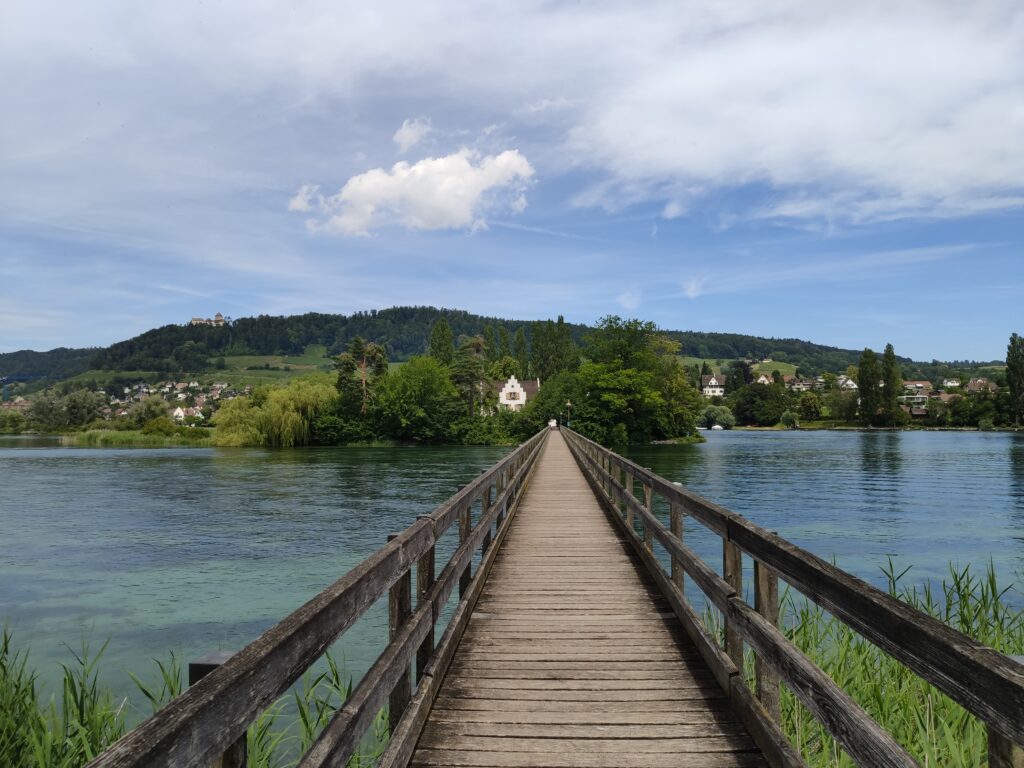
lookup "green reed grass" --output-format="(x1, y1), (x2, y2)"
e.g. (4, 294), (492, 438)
(767, 560), (1022, 767)
(0, 631), (384, 768)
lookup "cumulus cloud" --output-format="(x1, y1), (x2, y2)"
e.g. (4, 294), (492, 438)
(393, 118), (431, 153)
(295, 149), (535, 236)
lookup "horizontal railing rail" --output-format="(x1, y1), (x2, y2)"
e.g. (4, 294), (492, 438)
(88, 428), (549, 768)
(562, 427), (1024, 768)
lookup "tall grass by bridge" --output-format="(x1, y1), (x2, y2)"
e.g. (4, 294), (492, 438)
(1, 561), (1021, 767)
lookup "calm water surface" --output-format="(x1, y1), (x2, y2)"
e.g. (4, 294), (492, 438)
(2, 431), (1023, 712)
(0, 438), (508, 705)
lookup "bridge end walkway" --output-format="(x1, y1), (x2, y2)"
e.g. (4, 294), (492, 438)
(410, 430), (767, 767)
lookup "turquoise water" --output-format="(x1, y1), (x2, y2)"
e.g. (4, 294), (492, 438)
(626, 430), (1024, 600)
(0, 438), (508, 709)
(2, 431), (1023, 718)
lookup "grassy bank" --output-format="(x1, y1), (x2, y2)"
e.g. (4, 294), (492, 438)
(64, 429), (214, 447)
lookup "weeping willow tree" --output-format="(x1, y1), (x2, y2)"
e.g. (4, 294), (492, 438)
(212, 374), (338, 447)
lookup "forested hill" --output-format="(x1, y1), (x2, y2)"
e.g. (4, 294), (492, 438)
(1, 306), (870, 379)
(0, 347), (97, 381)
(5, 306), (951, 382)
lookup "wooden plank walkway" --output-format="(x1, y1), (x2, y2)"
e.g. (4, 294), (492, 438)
(410, 431), (767, 767)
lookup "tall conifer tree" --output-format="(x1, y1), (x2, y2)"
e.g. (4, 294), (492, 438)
(857, 348), (881, 426)
(881, 343), (902, 427)
(428, 318), (454, 366)
(1007, 332), (1024, 426)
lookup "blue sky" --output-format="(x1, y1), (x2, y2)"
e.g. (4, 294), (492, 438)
(2, 1), (1022, 361)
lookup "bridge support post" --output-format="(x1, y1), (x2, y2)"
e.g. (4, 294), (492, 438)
(388, 534), (412, 733)
(990, 656), (1024, 767)
(481, 472), (493, 553)
(496, 469), (506, 526)
(458, 485), (472, 599)
(625, 474), (635, 532)
(415, 517), (436, 682)
(723, 539), (744, 669)
(670, 504), (684, 593)
(754, 559), (781, 721)
(642, 483), (653, 553)
(188, 652), (246, 768)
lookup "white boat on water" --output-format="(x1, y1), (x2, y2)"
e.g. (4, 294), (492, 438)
(711, 424), (724, 430)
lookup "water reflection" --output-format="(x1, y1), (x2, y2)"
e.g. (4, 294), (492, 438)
(1010, 437), (1024, 544)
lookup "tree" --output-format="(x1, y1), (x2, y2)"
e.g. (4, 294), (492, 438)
(374, 356), (462, 442)
(1007, 332), (1024, 426)
(728, 360), (753, 390)
(513, 328), (529, 379)
(498, 326), (511, 359)
(451, 337), (486, 416)
(857, 348), (881, 425)
(700, 361), (712, 376)
(335, 337), (387, 417)
(26, 392), (67, 432)
(780, 410), (799, 429)
(733, 383), (789, 426)
(428, 318), (454, 366)
(798, 391), (822, 421)
(880, 343), (902, 427)
(128, 396), (169, 427)
(482, 325), (498, 364)
(772, 369), (783, 384)
(700, 405), (735, 429)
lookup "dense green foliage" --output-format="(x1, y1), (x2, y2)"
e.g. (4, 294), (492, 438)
(199, 317), (701, 448)
(1008, 332), (1024, 426)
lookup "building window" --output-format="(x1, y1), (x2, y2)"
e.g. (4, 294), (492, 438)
(507, 391), (519, 400)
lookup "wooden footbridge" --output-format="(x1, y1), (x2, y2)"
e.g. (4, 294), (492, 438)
(91, 428), (1024, 768)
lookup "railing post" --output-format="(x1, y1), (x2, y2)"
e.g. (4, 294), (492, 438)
(989, 656), (1024, 767)
(481, 471), (493, 553)
(642, 482), (653, 552)
(625, 473), (635, 532)
(670, 503), (684, 593)
(415, 517), (436, 682)
(496, 468), (506, 526)
(723, 537), (743, 669)
(188, 652), (246, 768)
(388, 533), (412, 733)
(754, 558), (781, 720)
(458, 492), (472, 598)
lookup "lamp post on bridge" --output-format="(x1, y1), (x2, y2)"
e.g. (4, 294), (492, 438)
(566, 400), (572, 428)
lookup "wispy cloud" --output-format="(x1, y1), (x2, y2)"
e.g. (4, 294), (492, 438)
(679, 244), (976, 299)
(393, 117), (431, 153)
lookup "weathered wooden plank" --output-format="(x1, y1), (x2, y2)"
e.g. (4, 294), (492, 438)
(410, 749), (767, 768)
(417, 734), (759, 754)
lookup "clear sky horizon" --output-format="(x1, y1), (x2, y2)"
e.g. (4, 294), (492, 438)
(2, 2), (1022, 361)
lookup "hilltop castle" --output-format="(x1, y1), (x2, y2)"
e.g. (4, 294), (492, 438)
(189, 312), (227, 327)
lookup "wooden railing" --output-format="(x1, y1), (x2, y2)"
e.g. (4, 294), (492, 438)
(88, 428), (549, 768)
(562, 427), (1024, 768)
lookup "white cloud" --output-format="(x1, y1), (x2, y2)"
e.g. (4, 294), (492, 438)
(682, 278), (705, 299)
(393, 118), (431, 153)
(617, 288), (641, 311)
(296, 149), (535, 236)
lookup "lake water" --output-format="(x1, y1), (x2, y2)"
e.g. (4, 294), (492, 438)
(2, 430), (1023, 716)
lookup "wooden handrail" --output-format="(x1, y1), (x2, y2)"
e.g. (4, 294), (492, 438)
(88, 428), (549, 768)
(562, 427), (1024, 765)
